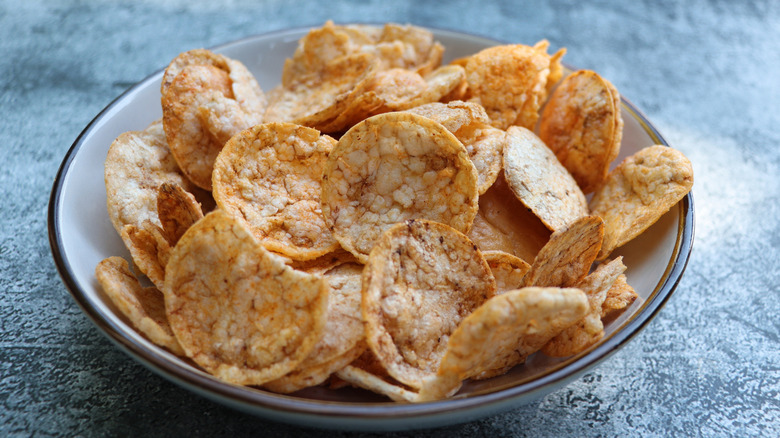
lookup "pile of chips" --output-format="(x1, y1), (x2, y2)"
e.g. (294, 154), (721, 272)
(96, 21), (693, 402)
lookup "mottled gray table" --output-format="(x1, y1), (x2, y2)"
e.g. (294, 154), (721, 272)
(2, 0), (778, 436)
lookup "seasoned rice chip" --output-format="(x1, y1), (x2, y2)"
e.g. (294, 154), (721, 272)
(157, 183), (204, 247)
(468, 173), (551, 264)
(464, 42), (565, 130)
(163, 210), (329, 386)
(589, 145), (694, 260)
(503, 126), (588, 231)
(287, 249), (359, 275)
(335, 365), (419, 403)
(482, 250), (531, 293)
(405, 101), (490, 137)
(418, 287), (589, 401)
(212, 123), (339, 260)
(120, 220), (171, 290)
(104, 119), (194, 234)
(321, 112), (479, 263)
(542, 257), (626, 357)
(362, 220), (495, 389)
(162, 63), (262, 190)
(522, 215), (604, 288)
(264, 262), (366, 392)
(539, 69), (623, 194)
(601, 273), (639, 320)
(95, 257), (183, 355)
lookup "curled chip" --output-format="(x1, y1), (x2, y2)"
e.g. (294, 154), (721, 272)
(589, 145), (694, 260)
(321, 112), (479, 263)
(482, 250), (531, 293)
(503, 126), (588, 231)
(539, 69), (623, 194)
(162, 51), (265, 189)
(157, 183), (204, 247)
(601, 273), (638, 320)
(264, 262), (366, 393)
(163, 210), (329, 386)
(542, 257), (626, 357)
(104, 119), (194, 234)
(467, 173), (551, 264)
(120, 220), (171, 290)
(522, 215), (604, 288)
(362, 220), (495, 389)
(212, 122), (340, 260)
(464, 42), (565, 130)
(335, 365), (419, 403)
(95, 257), (183, 355)
(418, 287), (589, 401)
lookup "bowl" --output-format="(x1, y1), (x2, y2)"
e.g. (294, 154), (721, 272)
(48, 25), (694, 431)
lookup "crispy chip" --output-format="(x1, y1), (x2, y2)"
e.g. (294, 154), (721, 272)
(503, 126), (588, 231)
(418, 287), (589, 401)
(119, 220), (171, 289)
(286, 248), (359, 275)
(163, 210), (329, 386)
(542, 257), (626, 357)
(464, 43), (564, 130)
(362, 220), (495, 389)
(104, 119), (194, 234)
(321, 112), (479, 263)
(212, 122), (339, 260)
(335, 365), (419, 403)
(264, 261), (366, 392)
(589, 145), (694, 260)
(468, 173), (551, 264)
(539, 69), (623, 194)
(601, 273), (639, 320)
(157, 183), (204, 246)
(95, 257), (183, 355)
(482, 250), (531, 293)
(522, 215), (604, 288)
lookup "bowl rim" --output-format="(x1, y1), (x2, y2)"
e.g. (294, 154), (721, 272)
(47, 24), (695, 428)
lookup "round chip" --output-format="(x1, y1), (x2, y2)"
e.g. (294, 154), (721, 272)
(321, 112), (479, 263)
(212, 122), (340, 260)
(482, 250), (531, 293)
(362, 220), (496, 389)
(538, 69), (624, 194)
(163, 210), (329, 386)
(589, 145), (694, 260)
(503, 126), (588, 231)
(417, 287), (589, 401)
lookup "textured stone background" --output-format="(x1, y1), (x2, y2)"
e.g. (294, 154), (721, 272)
(2, 0), (779, 436)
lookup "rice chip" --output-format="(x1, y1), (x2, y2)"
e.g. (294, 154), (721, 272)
(601, 274), (639, 320)
(156, 183), (204, 246)
(335, 365), (419, 402)
(119, 220), (171, 290)
(482, 250), (531, 293)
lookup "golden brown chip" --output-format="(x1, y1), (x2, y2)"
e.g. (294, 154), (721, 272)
(119, 220), (171, 290)
(503, 126), (588, 231)
(95, 257), (183, 355)
(482, 250), (531, 293)
(464, 42), (565, 130)
(542, 257), (626, 357)
(468, 173), (551, 264)
(362, 220), (496, 389)
(163, 210), (329, 386)
(104, 119), (195, 234)
(335, 365), (419, 402)
(157, 183), (204, 246)
(321, 112), (479, 263)
(286, 249), (360, 275)
(418, 287), (589, 401)
(538, 69), (623, 194)
(212, 122), (339, 260)
(589, 145), (694, 260)
(601, 273), (638, 320)
(263, 343), (365, 394)
(162, 63), (262, 190)
(522, 215), (604, 288)
(405, 101), (490, 137)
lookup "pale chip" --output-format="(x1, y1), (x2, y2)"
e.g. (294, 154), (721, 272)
(601, 274), (639, 320)
(335, 365), (419, 403)
(538, 69), (623, 194)
(212, 122), (339, 260)
(482, 250), (531, 293)
(589, 145), (693, 260)
(418, 287), (589, 401)
(503, 126), (588, 231)
(541, 257), (626, 357)
(522, 215), (604, 288)
(163, 210), (329, 386)
(95, 257), (183, 355)
(104, 119), (194, 234)
(362, 220), (495, 389)
(157, 182), (204, 246)
(321, 112), (479, 263)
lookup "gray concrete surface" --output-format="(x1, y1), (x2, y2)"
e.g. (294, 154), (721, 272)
(1, 0), (779, 436)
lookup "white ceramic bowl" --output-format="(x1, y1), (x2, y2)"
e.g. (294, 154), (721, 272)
(48, 26), (694, 431)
